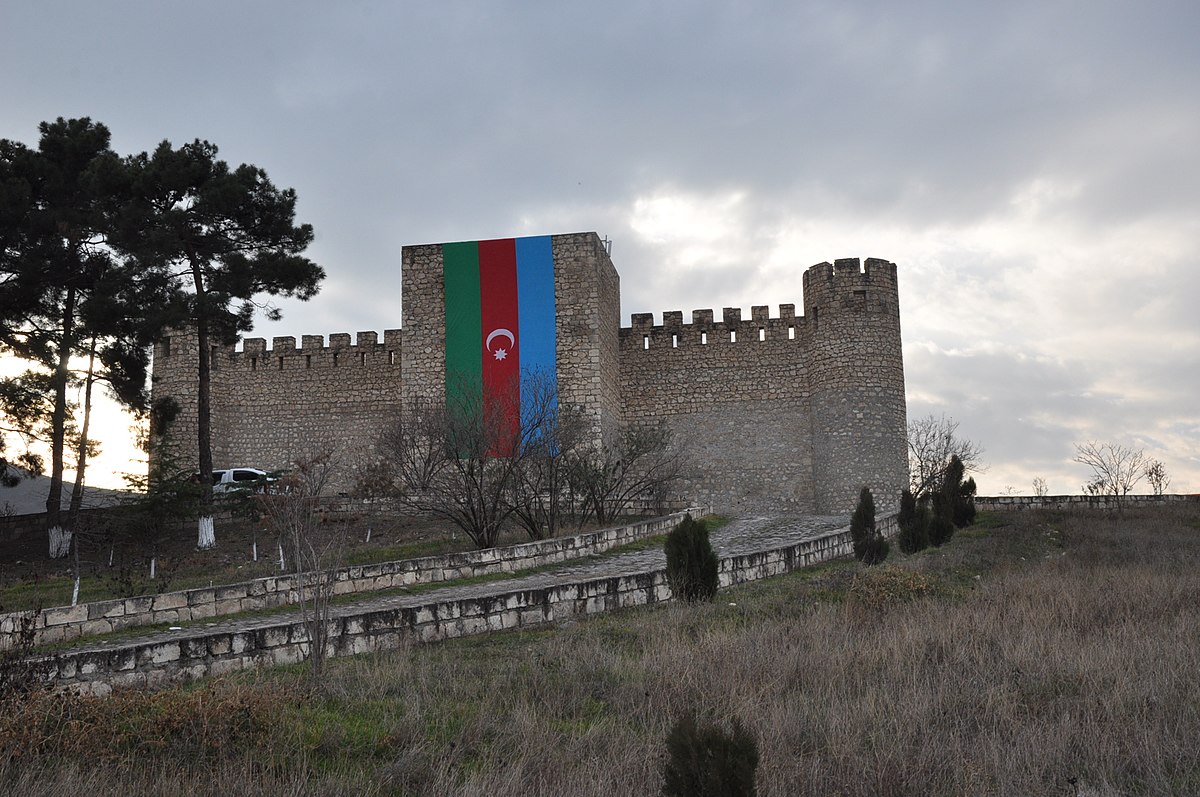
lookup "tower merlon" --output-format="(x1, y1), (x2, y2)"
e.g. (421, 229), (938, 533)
(802, 257), (900, 317)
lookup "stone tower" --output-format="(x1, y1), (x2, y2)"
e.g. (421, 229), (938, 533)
(400, 232), (622, 448)
(802, 258), (908, 513)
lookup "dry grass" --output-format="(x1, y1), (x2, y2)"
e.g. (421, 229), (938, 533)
(2, 504), (1199, 796)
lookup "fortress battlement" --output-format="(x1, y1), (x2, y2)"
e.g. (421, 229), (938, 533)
(155, 329), (403, 372)
(241, 329), (403, 355)
(620, 304), (806, 350)
(802, 257), (899, 317)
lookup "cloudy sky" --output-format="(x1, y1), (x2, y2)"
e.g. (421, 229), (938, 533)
(3, 1), (1197, 494)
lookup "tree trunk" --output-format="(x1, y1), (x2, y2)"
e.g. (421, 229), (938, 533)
(68, 338), (98, 526)
(47, 283), (77, 559)
(191, 255), (216, 549)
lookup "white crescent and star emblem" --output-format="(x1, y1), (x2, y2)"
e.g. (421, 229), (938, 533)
(485, 328), (515, 361)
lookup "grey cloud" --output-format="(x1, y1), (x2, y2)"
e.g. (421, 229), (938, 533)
(2, 0), (1197, 490)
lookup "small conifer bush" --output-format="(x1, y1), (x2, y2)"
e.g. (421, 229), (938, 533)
(850, 486), (889, 565)
(928, 509), (955, 547)
(955, 475), (978, 528)
(897, 489), (930, 554)
(662, 713), (759, 797)
(664, 514), (720, 602)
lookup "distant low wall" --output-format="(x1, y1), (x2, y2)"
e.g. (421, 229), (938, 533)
(44, 513), (886, 696)
(1, 509), (707, 651)
(976, 494), (1197, 512)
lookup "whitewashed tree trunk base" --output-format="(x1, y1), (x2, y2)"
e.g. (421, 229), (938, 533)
(197, 516), (216, 549)
(48, 526), (73, 559)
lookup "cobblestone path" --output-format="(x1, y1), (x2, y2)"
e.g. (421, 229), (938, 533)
(54, 514), (846, 659)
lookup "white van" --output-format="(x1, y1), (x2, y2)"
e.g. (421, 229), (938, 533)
(208, 468), (270, 493)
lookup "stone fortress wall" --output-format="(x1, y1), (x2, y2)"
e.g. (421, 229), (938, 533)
(152, 330), (405, 479)
(151, 233), (907, 514)
(617, 257), (907, 514)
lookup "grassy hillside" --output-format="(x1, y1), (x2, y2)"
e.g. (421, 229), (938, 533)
(3, 505), (1198, 796)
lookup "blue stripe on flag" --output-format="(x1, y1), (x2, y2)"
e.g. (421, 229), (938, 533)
(515, 235), (557, 429)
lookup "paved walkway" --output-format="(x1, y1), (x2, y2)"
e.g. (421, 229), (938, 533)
(53, 514), (846, 659)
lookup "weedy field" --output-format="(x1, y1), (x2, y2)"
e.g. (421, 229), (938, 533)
(2, 505), (1198, 796)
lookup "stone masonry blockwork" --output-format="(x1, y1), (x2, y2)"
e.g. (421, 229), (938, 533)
(150, 233), (907, 514)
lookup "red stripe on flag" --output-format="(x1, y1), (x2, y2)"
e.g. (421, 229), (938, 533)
(478, 238), (521, 454)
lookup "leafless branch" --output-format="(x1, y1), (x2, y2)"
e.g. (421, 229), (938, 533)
(907, 414), (986, 499)
(1073, 441), (1147, 509)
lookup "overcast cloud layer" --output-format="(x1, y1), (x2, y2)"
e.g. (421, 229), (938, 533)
(3, 1), (1197, 494)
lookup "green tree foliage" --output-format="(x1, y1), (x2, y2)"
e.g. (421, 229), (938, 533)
(0, 118), (169, 556)
(937, 455), (977, 530)
(927, 454), (976, 546)
(118, 398), (201, 576)
(850, 486), (889, 565)
(115, 139), (324, 548)
(662, 713), (759, 797)
(896, 488), (930, 554)
(956, 476), (978, 527)
(849, 485), (874, 556)
(907, 413), (985, 500)
(664, 514), (719, 602)
(928, 511), (956, 547)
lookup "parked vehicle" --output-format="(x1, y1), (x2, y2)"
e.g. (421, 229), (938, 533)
(197, 468), (273, 494)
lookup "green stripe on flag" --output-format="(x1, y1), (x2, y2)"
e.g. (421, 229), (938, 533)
(443, 241), (482, 401)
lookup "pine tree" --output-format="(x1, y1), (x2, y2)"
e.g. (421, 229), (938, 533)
(0, 118), (169, 558)
(116, 140), (324, 549)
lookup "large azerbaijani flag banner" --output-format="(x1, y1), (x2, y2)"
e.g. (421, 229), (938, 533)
(443, 236), (557, 451)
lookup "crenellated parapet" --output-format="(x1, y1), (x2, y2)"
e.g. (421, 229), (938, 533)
(801, 257), (899, 323)
(619, 304), (804, 351)
(156, 328), (403, 373)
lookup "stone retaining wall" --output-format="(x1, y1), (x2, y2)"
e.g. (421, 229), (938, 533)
(976, 494), (1197, 512)
(44, 514), (892, 696)
(1, 510), (706, 651)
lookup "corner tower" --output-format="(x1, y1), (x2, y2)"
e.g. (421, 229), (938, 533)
(802, 258), (908, 514)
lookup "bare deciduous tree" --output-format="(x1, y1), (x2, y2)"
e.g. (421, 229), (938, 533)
(257, 448), (342, 678)
(907, 414), (985, 500)
(568, 423), (688, 526)
(371, 381), (527, 549)
(508, 375), (589, 540)
(1144, 459), (1170, 496)
(368, 371), (688, 547)
(1073, 441), (1147, 509)
(375, 397), (451, 492)
(1032, 476), (1049, 498)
